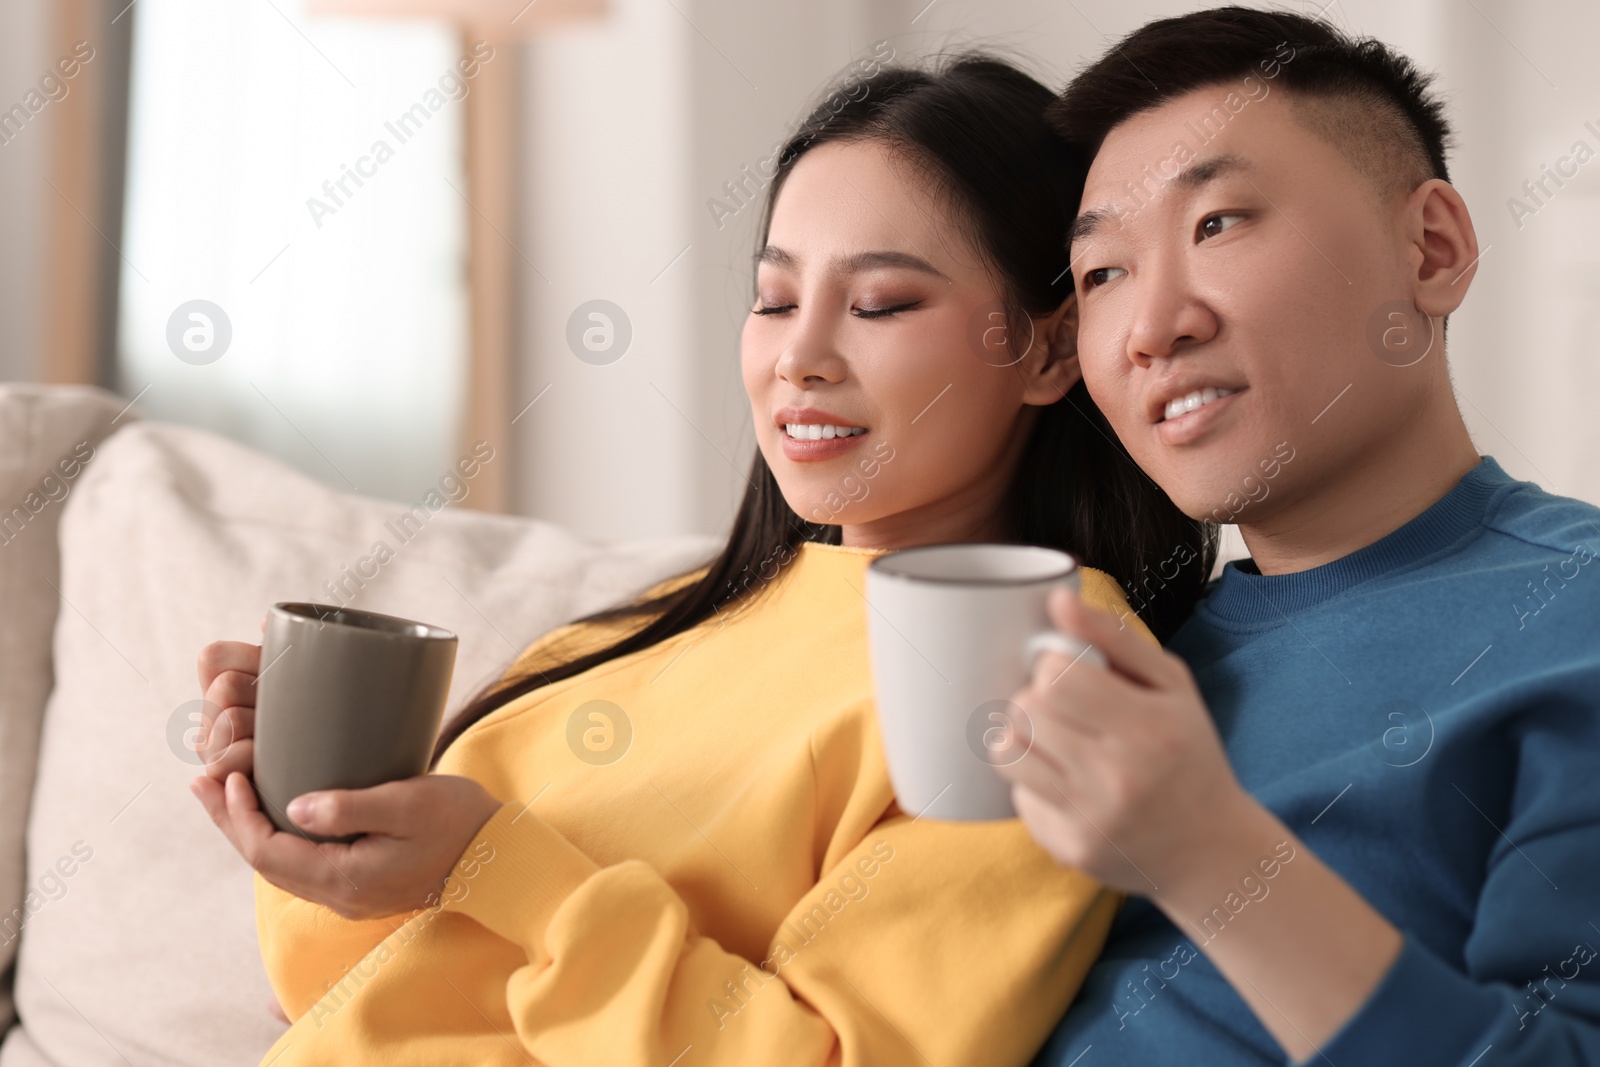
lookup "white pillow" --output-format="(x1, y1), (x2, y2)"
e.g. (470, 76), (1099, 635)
(0, 418), (717, 1067)
(0, 384), (132, 1043)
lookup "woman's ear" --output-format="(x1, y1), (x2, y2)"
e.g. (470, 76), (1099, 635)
(1021, 294), (1082, 406)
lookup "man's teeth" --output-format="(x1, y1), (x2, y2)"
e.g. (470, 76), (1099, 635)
(784, 424), (868, 440)
(1163, 387), (1237, 422)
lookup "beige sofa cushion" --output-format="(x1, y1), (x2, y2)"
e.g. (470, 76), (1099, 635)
(0, 385), (133, 1039)
(0, 415), (718, 1067)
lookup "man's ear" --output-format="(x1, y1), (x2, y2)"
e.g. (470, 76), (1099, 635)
(1022, 294), (1083, 406)
(1408, 178), (1479, 319)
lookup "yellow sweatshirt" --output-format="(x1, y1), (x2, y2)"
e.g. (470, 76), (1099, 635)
(254, 540), (1150, 1066)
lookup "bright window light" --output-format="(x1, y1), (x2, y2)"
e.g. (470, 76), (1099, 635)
(116, 0), (469, 503)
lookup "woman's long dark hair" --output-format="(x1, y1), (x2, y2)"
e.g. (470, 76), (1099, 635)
(430, 53), (1215, 769)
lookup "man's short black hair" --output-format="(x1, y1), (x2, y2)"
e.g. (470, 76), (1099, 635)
(1049, 6), (1454, 200)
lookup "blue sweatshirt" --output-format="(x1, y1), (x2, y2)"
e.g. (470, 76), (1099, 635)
(1034, 456), (1600, 1067)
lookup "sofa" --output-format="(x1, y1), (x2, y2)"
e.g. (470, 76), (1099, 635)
(0, 383), (721, 1066)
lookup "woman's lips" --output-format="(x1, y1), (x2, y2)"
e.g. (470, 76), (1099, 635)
(779, 428), (870, 462)
(1156, 388), (1243, 446)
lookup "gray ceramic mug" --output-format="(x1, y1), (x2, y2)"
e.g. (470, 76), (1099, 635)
(253, 602), (458, 844)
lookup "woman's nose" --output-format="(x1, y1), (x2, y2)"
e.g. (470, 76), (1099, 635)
(775, 310), (848, 385)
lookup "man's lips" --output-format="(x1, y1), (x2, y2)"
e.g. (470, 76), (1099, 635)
(1155, 386), (1246, 446)
(1147, 381), (1248, 426)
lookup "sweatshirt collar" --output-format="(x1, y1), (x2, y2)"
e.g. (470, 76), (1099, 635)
(797, 540), (893, 558)
(1198, 455), (1513, 628)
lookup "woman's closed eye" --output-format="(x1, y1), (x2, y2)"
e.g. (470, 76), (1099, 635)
(853, 300), (922, 319)
(750, 300), (924, 318)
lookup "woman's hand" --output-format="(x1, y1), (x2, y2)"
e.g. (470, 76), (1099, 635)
(192, 620), (505, 920)
(194, 632), (265, 781)
(190, 770), (504, 921)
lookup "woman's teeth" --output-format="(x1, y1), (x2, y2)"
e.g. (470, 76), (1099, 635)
(1163, 387), (1237, 422)
(784, 424), (868, 440)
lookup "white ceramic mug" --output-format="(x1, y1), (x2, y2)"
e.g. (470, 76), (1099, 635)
(865, 542), (1105, 821)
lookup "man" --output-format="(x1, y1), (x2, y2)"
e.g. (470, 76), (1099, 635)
(997, 8), (1600, 1065)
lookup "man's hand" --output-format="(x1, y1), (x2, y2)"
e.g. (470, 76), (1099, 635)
(993, 585), (1264, 901)
(996, 586), (1402, 1063)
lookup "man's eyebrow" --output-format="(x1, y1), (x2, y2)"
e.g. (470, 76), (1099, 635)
(1069, 153), (1254, 245)
(1069, 208), (1117, 245)
(1171, 152), (1251, 190)
(757, 245), (948, 280)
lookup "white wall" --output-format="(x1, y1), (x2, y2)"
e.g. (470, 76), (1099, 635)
(4, 1), (1596, 534)
(510, 0), (917, 541)
(510, 0), (697, 538)
(509, 0), (1600, 543)
(1435, 0), (1600, 506)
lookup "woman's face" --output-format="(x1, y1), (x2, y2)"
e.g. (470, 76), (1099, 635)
(741, 139), (1080, 550)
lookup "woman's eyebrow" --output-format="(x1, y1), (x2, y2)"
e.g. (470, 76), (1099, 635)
(757, 245), (948, 280)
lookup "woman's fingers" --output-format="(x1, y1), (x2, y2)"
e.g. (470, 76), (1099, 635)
(196, 700), (256, 768)
(195, 641), (267, 773)
(202, 736), (254, 783)
(190, 774), (242, 852)
(200, 690), (257, 736)
(219, 772), (362, 906)
(288, 778), (433, 838)
(196, 640), (261, 693)
(193, 769), (370, 914)
(204, 669), (260, 716)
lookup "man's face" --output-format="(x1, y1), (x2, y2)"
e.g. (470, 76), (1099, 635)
(1071, 85), (1440, 524)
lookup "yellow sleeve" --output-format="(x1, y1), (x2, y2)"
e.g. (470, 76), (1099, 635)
(439, 803), (1118, 1066)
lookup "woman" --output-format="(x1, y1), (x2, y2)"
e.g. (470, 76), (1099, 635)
(192, 53), (1213, 1066)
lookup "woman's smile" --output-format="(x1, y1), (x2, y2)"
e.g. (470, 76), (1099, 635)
(779, 426), (871, 462)
(776, 405), (872, 462)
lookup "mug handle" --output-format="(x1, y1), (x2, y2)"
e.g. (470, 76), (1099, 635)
(1023, 629), (1106, 672)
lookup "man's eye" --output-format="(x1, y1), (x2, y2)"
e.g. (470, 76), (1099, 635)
(853, 301), (921, 319)
(751, 303), (795, 316)
(1198, 213), (1245, 240)
(1082, 267), (1127, 291)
